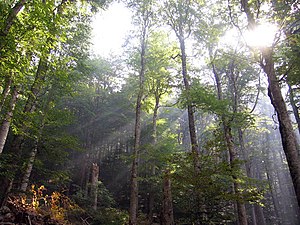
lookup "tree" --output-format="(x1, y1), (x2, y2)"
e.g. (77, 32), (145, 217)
(239, 0), (300, 209)
(0, 0), (102, 205)
(127, 1), (153, 223)
(162, 0), (200, 169)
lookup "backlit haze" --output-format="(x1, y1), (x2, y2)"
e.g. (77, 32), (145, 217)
(91, 2), (132, 57)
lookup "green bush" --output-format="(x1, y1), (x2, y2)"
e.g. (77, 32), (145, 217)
(91, 208), (128, 225)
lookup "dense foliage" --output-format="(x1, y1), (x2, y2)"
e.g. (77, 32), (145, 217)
(0, 0), (300, 225)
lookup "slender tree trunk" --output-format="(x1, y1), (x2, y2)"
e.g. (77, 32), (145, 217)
(129, 93), (142, 225)
(212, 60), (248, 225)
(148, 92), (160, 223)
(264, 132), (282, 224)
(240, 0), (300, 209)
(251, 205), (257, 225)
(0, 86), (18, 154)
(265, 164), (282, 224)
(0, 58), (48, 205)
(0, 77), (12, 113)
(9, 57), (48, 155)
(288, 83), (300, 135)
(162, 170), (174, 225)
(239, 129), (267, 225)
(178, 35), (199, 168)
(91, 163), (99, 210)
(225, 126), (248, 225)
(19, 104), (48, 192)
(254, 204), (266, 225)
(0, 0), (26, 37)
(19, 141), (38, 192)
(129, 16), (148, 225)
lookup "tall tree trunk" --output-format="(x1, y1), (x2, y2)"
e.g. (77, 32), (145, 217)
(129, 91), (142, 225)
(212, 60), (248, 225)
(288, 83), (300, 135)
(178, 35), (199, 168)
(250, 205), (257, 225)
(162, 170), (174, 225)
(129, 15), (148, 225)
(91, 163), (99, 210)
(148, 91), (160, 223)
(239, 129), (267, 225)
(240, 0), (300, 209)
(19, 101), (48, 192)
(254, 204), (266, 225)
(19, 140), (38, 192)
(225, 126), (248, 225)
(0, 57), (48, 205)
(9, 57), (48, 155)
(264, 131), (282, 224)
(263, 48), (300, 209)
(0, 86), (18, 154)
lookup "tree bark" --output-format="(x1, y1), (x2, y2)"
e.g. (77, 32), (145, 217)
(0, 0), (26, 37)
(129, 12), (148, 225)
(262, 47), (300, 209)
(240, 0), (300, 210)
(225, 126), (248, 225)
(288, 83), (300, 136)
(0, 86), (18, 154)
(212, 60), (248, 225)
(0, 77), (12, 113)
(19, 103), (48, 192)
(178, 35), (200, 169)
(91, 163), (99, 210)
(162, 170), (174, 225)
(148, 90), (160, 223)
(19, 141), (38, 192)
(254, 204), (266, 225)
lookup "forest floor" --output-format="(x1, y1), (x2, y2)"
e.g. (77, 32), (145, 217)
(0, 194), (79, 225)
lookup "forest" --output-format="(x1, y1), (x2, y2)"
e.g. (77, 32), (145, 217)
(0, 0), (300, 225)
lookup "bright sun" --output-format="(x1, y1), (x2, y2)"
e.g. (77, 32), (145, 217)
(221, 23), (278, 48)
(244, 23), (278, 47)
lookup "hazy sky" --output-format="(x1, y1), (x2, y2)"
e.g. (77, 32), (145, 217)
(91, 2), (132, 56)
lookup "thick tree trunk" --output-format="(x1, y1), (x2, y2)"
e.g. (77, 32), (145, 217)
(162, 170), (174, 225)
(0, 86), (18, 154)
(91, 163), (99, 210)
(262, 47), (300, 209)
(240, 0), (300, 210)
